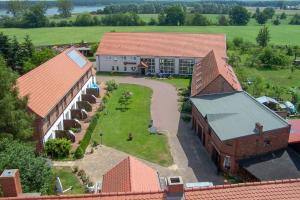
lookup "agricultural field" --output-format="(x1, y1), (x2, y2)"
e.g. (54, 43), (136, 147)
(1, 24), (300, 46)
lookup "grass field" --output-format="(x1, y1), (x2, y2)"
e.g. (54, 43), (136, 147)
(52, 167), (84, 194)
(91, 84), (173, 166)
(1, 24), (300, 46)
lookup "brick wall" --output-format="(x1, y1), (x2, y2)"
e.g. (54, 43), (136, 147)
(198, 76), (236, 96)
(191, 105), (290, 174)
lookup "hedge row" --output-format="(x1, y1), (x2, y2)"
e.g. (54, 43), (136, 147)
(74, 112), (100, 159)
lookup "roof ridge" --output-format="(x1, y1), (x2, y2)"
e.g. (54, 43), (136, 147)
(185, 178), (300, 192)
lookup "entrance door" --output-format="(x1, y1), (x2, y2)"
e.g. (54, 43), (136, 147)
(140, 68), (145, 75)
(197, 124), (203, 141)
(211, 147), (220, 167)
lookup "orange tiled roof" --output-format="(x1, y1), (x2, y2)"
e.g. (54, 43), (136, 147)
(191, 50), (241, 96)
(96, 32), (227, 58)
(17, 48), (93, 118)
(102, 156), (161, 193)
(185, 179), (300, 200)
(4, 179), (300, 200)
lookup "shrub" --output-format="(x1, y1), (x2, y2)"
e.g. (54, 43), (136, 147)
(233, 37), (244, 47)
(258, 47), (289, 67)
(182, 115), (191, 122)
(45, 138), (71, 159)
(74, 112), (101, 159)
(106, 80), (119, 92)
(74, 147), (84, 159)
(102, 95), (109, 104)
(181, 100), (192, 113)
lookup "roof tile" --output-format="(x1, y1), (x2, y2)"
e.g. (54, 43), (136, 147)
(97, 32), (226, 58)
(17, 48), (93, 118)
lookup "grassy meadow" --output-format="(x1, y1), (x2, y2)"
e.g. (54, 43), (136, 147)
(1, 24), (300, 46)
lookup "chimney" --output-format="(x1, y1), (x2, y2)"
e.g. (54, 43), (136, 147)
(0, 169), (23, 197)
(255, 122), (263, 134)
(167, 176), (184, 200)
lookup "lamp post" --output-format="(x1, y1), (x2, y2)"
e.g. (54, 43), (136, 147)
(100, 132), (103, 146)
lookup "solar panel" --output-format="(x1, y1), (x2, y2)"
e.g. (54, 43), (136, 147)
(67, 50), (87, 68)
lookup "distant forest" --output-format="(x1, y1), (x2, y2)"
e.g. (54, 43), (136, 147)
(0, 0), (300, 9)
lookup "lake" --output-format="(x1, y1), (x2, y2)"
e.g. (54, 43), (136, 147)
(0, 5), (105, 16)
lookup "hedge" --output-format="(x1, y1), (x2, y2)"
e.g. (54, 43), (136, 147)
(74, 112), (100, 159)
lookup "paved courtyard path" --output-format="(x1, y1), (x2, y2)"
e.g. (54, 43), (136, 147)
(54, 75), (223, 185)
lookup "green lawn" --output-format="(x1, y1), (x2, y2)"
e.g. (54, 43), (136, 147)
(91, 83), (173, 166)
(241, 67), (300, 87)
(52, 167), (85, 194)
(1, 25), (300, 46)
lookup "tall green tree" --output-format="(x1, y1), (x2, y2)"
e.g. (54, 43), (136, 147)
(191, 13), (210, 26)
(262, 7), (275, 19)
(23, 34), (34, 58)
(22, 3), (48, 28)
(255, 12), (268, 24)
(57, 0), (73, 18)
(6, 0), (28, 17)
(0, 32), (11, 59)
(229, 6), (250, 25)
(0, 57), (33, 139)
(164, 5), (185, 26)
(256, 26), (270, 47)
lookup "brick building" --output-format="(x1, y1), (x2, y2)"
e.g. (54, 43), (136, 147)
(96, 32), (227, 75)
(190, 47), (292, 176)
(17, 48), (99, 149)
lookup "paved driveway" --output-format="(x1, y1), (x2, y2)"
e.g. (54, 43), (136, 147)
(96, 75), (224, 184)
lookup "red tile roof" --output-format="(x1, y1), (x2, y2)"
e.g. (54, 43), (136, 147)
(185, 179), (300, 200)
(17, 48), (93, 118)
(96, 32), (227, 58)
(4, 179), (300, 200)
(191, 50), (241, 96)
(102, 156), (161, 193)
(288, 119), (300, 144)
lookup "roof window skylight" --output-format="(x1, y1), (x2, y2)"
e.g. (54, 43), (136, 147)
(67, 50), (87, 68)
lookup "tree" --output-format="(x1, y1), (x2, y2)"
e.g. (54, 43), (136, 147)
(290, 14), (300, 25)
(280, 12), (287, 19)
(0, 32), (11, 59)
(218, 15), (229, 26)
(74, 13), (94, 26)
(0, 138), (53, 194)
(258, 47), (289, 67)
(7, 0), (27, 17)
(23, 48), (56, 73)
(0, 57), (33, 139)
(158, 11), (166, 25)
(191, 13), (210, 26)
(273, 17), (281, 25)
(164, 5), (185, 26)
(22, 3), (49, 28)
(256, 26), (270, 47)
(255, 12), (268, 24)
(262, 7), (275, 19)
(229, 6), (250, 25)
(22, 35), (34, 58)
(57, 0), (73, 18)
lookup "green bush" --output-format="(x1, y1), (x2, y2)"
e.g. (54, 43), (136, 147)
(258, 47), (289, 67)
(74, 147), (84, 159)
(181, 100), (192, 113)
(102, 95), (109, 104)
(182, 115), (191, 122)
(45, 138), (71, 159)
(74, 112), (101, 159)
(106, 80), (119, 92)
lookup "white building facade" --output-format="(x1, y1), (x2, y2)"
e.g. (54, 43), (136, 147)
(96, 55), (201, 76)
